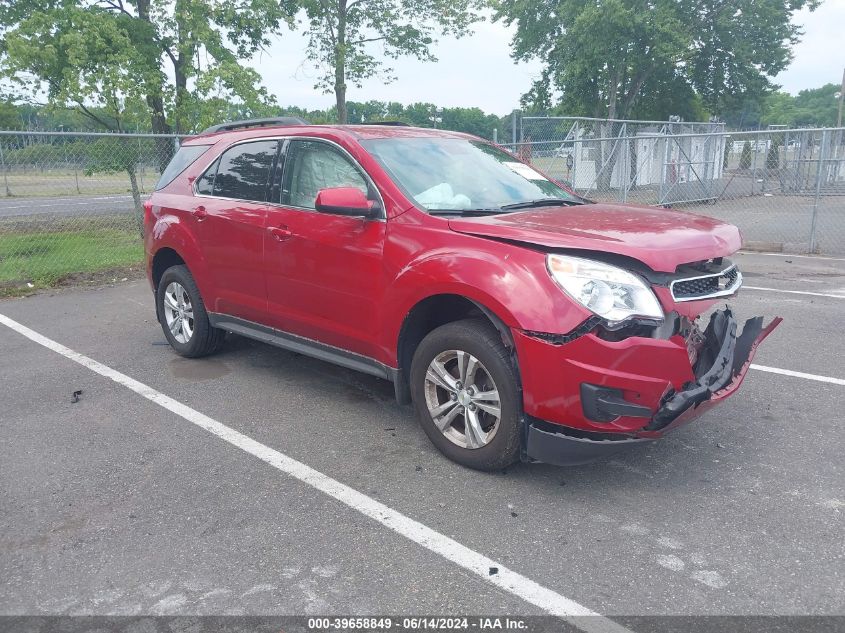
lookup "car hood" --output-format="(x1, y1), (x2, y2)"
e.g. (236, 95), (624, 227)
(447, 203), (742, 273)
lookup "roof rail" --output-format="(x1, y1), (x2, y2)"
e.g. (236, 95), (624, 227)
(358, 121), (411, 127)
(200, 117), (309, 134)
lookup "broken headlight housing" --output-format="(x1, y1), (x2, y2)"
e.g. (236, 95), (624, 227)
(546, 254), (664, 328)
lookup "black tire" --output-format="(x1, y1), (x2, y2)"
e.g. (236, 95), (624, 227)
(156, 265), (225, 358)
(409, 318), (521, 471)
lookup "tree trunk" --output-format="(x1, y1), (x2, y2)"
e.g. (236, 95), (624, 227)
(146, 93), (174, 171)
(137, 0), (175, 169)
(127, 168), (145, 239)
(174, 63), (188, 134)
(335, 0), (348, 124)
(595, 121), (619, 194)
(173, 0), (189, 134)
(594, 70), (631, 195)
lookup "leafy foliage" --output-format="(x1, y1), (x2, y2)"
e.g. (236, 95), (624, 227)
(761, 84), (841, 128)
(494, 0), (819, 121)
(721, 82), (841, 129)
(0, 0), (297, 134)
(0, 99), (509, 139)
(299, 0), (485, 122)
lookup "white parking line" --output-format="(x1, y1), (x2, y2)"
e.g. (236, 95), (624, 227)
(0, 312), (628, 633)
(744, 286), (845, 299)
(751, 364), (845, 386)
(738, 251), (845, 262)
(0, 195), (137, 210)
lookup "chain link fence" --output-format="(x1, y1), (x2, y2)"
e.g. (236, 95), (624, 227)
(509, 117), (845, 255)
(1, 123), (843, 294)
(0, 131), (182, 293)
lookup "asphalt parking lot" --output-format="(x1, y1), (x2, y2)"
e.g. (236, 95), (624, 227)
(0, 194), (140, 219)
(0, 251), (843, 622)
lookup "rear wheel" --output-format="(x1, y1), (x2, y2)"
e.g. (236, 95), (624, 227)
(410, 319), (521, 471)
(156, 265), (225, 358)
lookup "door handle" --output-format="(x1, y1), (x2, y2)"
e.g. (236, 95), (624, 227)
(268, 226), (293, 241)
(192, 205), (207, 221)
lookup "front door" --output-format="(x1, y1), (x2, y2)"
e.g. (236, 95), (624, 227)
(263, 139), (386, 359)
(192, 139), (279, 322)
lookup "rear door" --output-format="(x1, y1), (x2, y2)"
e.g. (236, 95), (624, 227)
(193, 139), (280, 322)
(263, 138), (386, 358)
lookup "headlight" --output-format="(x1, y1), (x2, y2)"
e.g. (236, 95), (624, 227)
(546, 254), (664, 326)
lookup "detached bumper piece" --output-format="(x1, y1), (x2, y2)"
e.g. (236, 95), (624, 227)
(525, 418), (652, 466)
(647, 308), (773, 431)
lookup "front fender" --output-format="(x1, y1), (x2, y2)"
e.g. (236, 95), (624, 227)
(379, 241), (592, 364)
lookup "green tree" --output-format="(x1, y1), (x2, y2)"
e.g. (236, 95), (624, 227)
(0, 0), (297, 144)
(0, 99), (20, 129)
(761, 91), (799, 127)
(494, 0), (818, 122)
(761, 83), (840, 128)
(739, 140), (752, 169)
(299, 0), (484, 124)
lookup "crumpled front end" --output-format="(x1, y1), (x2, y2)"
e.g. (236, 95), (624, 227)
(513, 306), (781, 466)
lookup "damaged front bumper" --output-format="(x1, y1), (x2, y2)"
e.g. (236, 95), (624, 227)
(514, 308), (782, 466)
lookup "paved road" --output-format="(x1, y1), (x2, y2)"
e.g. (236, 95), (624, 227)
(0, 194), (141, 218)
(0, 253), (843, 619)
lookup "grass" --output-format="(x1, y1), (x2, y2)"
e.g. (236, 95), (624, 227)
(0, 168), (159, 199)
(0, 226), (143, 296)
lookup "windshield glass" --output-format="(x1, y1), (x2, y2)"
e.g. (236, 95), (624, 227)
(360, 138), (578, 212)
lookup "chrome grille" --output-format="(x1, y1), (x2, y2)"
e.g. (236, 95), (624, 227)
(670, 265), (742, 302)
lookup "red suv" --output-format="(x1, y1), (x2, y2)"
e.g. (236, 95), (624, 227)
(145, 118), (780, 470)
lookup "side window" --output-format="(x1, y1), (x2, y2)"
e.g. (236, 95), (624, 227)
(281, 140), (368, 209)
(195, 157), (218, 195)
(209, 140), (279, 201)
(156, 144), (211, 190)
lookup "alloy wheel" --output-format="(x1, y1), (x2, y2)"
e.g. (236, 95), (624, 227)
(422, 350), (501, 449)
(163, 281), (194, 344)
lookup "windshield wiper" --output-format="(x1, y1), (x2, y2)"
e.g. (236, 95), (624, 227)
(499, 197), (584, 211)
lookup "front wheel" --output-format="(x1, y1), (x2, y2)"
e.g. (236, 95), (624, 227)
(409, 319), (521, 471)
(156, 264), (225, 358)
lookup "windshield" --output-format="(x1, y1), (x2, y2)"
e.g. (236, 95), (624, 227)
(360, 137), (579, 213)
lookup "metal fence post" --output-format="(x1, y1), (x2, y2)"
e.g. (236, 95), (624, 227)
(750, 132), (758, 196)
(761, 131), (769, 194)
(137, 137), (146, 192)
(0, 139), (11, 197)
(659, 135), (671, 204)
(620, 123), (628, 203)
(808, 129), (828, 253)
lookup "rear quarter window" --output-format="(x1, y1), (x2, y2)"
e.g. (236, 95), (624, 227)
(155, 144), (212, 190)
(211, 140), (279, 201)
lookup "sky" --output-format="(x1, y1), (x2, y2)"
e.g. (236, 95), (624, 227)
(251, 0), (845, 115)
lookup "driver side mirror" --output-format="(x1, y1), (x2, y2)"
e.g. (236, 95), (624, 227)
(314, 187), (380, 218)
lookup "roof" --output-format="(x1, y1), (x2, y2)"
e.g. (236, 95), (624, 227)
(182, 123), (473, 145)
